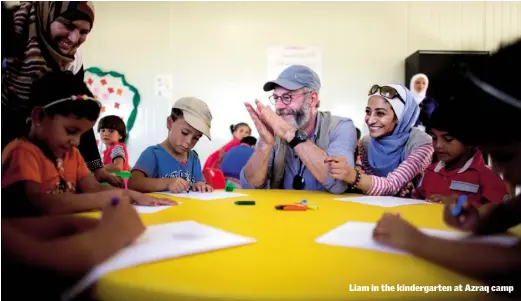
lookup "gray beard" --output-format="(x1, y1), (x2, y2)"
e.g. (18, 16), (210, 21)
(277, 100), (311, 130)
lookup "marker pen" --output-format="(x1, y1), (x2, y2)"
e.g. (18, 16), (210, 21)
(275, 205), (308, 211)
(235, 201), (255, 205)
(451, 195), (467, 216)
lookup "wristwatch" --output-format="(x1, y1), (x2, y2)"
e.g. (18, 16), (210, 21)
(289, 129), (308, 148)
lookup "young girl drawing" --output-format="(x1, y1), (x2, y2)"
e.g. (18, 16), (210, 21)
(1, 72), (174, 217)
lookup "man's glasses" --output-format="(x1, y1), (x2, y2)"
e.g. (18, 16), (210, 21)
(269, 91), (312, 105)
(368, 85), (405, 104)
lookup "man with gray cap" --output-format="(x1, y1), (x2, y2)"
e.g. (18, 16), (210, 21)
(240, 65), (357, 194)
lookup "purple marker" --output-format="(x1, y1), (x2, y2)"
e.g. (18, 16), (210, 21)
(111, 196), (120, 206)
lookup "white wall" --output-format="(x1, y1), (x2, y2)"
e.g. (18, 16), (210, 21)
(81, 1), (521, 165)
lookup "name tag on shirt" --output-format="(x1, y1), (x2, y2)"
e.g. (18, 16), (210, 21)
(449, 180), (479, 193)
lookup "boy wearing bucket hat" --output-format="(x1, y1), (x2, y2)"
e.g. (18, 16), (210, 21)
(129, 97), (214, 193)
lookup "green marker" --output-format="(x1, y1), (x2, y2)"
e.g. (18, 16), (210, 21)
(235, 201), (255, 205)
(225, 180), (235, 192)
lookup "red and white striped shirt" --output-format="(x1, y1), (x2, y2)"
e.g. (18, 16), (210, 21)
(359, 143), (434, 196)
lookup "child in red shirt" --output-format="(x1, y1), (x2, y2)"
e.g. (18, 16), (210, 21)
(373, 40), (521, 293)
(98, 115), (129, 172)
(203, 122), (251, 170)
(414, 106), (509, 207)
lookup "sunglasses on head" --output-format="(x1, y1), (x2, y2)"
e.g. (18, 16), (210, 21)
(369, 85), (405, 104)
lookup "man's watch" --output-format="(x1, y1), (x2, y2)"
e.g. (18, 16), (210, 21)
(289, 129), (308, 148)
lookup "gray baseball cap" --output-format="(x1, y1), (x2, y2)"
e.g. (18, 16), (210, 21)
(263, 65), (321, 92)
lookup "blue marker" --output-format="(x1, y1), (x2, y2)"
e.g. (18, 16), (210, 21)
(451, 195), (467, 216)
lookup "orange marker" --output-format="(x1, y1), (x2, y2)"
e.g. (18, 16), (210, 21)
(275, 205), (308, 211)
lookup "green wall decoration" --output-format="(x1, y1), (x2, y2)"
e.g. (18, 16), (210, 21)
(84, 67), (141, 145)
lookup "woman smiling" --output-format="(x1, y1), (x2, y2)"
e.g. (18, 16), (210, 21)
(2, 1), (121, 186)
(326, 84), (433, 196)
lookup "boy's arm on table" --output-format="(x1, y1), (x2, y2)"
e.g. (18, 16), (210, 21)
(1, 199), (145, 274)
(126, 147), (171, 193)
(80, 172), (175, 205)
(3, 215), (99, 240)
(411, 235), (521, 285)
(127, 171), (172, 193)
(374, 213), (521, 287)
(4, 181), (117, 215)
(474, 195), (521, 235)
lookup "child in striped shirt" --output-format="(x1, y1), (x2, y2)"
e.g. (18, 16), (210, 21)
(98, 115), (130, 172)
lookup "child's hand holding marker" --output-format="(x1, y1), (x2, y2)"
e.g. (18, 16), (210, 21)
(191, 182), (213, 193)
(443, 195), (480, 232)
(101, 196), (146, 245)
(168, 178), (190, 193)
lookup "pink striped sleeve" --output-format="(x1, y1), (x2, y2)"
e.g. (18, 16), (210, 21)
(366, 144), (434, 196)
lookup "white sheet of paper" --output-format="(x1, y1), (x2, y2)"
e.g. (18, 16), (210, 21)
(316, 221), (519, 255)
(61, 221), (256, 301)
(334, 196), (431, 207)
(133, 203), (182, 214)
(155, 190), (248, 200)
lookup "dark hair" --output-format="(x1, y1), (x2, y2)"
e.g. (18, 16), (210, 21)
(170, 108), (184, 122)
(426, 106), (453, 135)
(1, 3), (15, 59)
(97, 115), (127, 142)
(230, 122), (250, 134)
(31, 71), (100, 121)
(240, 136), (257, 146)
(424, 105), (474, 150)
(447, 38), (521, 145)
(356, 127), (361, 140)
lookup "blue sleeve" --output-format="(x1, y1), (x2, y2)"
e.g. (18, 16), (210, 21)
(240, 147), (274, 189)
(324, 119), (357, 194)
(192, 153), (204, 183)
(132, 147), (158, 178)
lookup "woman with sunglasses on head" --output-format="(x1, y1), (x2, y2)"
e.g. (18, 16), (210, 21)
(1, 1), (122, 187)
(326, 84), (433, 196)
(372, 39), (521, 295)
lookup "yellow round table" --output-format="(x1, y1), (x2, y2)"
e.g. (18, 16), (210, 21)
(92, 190), (517, 301)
